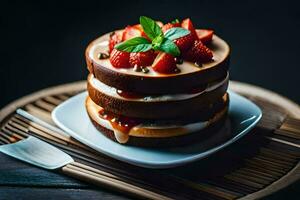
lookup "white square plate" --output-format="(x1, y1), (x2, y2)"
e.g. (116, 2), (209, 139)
(52, 91), (261, 168)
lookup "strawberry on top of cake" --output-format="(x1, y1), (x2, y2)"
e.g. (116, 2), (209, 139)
(109, 16), (214, 74)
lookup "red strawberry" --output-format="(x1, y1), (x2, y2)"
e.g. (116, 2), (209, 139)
(156, 21), (164, 28)
(182, 40), (213, 63)
(133, 24), (143, 31)
(122, 25), (143, 41)
(109, 31), (122, 53)
(181, 18), (197, 40)
(110, 49), (131, 68)
(162, 22), (180, 32)
(129, 50), (156, 67)
(174, 33), (194, 51)
(132, 24), (150, 40)
(152, 52), (178, 74)
(196, 29), (214, 44)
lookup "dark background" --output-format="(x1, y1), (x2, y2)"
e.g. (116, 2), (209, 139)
(0, 0), (299, 199)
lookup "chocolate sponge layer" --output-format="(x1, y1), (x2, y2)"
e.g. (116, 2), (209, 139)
(86, 103), (228, 147)
(87, 74), (228, 120)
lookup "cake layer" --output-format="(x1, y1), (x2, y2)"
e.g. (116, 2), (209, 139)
(87, 73), (228, 119)
(85, 31), (230, 94)
(86, 96), (228, 146)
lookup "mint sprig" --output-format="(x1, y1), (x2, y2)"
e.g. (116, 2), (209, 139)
(156, 38), (180, 56)
(114, 37), (152, 52)
(171, 19), (180, 24)
(114, 16), (190, 57)
(164, 27), (190, 40)
(140, 16), (163, 40)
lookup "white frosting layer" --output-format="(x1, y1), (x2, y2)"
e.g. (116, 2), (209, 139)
(89, 72), (228, 102)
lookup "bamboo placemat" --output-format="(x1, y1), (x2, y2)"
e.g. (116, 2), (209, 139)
(0, 81), (299, 199)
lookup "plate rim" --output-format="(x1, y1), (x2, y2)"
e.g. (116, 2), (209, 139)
(52, 90), (262, 168)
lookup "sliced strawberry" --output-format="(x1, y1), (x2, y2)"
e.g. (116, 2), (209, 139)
(196, 29), (214, 44)
(122, 25), (143, 41)
(133, 24), (143, 30)
(129, 50), (156, 67)
(156, 21), (164, 28)
(174, 33), (194, 52)
(181, 18), (197, 40)
(182, 40), (213, 63)
(110, 49), (131, 68)
(109, 31), (122, 53)
(162, 22), (180, 33)
(132, 24), (150, 40)
(152, 52), (178, 74)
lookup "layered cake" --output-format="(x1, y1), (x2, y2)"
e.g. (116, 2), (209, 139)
(85, 16), (230, 147)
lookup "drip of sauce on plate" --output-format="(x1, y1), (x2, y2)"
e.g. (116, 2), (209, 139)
(98, 108), (140, 143)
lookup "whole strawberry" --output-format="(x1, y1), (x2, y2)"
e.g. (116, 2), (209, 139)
(110, 49), (131, 68)
(174, 33), (194, 52)
(130, 50), (156, 67)
(182, 40), (213, 63)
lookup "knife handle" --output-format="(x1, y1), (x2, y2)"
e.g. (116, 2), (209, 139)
(61, 162), (171, 200)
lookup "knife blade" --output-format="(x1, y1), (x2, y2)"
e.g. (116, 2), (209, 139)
(0, 136), (74, 169)
(0, 136), (171, 200)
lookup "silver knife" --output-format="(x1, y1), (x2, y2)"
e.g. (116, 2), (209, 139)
(0, 136), (73, 169)
(0, 136), (171, 200)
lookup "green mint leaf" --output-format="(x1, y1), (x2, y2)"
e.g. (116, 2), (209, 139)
(155, 38), (180, 57)
(140, 16), (163, 40)
(164, 27), (190, 40)
(114, 37), (152, 52)
(152, 35), (164, 48)
(171, 19), (180, 24)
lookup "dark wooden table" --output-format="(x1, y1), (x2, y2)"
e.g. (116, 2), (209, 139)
(0, 153), (130, 200)
(1, 152), (299, 200)
(0, 81), (299, 200)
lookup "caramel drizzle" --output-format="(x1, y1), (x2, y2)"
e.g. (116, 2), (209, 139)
(98, 109), (140, 142)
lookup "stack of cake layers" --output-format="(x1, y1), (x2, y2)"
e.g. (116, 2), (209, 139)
(85, 32), (230, 147)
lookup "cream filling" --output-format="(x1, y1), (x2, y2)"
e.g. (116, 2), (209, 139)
(89, 72), (228, 102)
(86, 97), (226, 144)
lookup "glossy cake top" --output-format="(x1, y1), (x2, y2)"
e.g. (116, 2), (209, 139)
(85, 16), (230, 94)
(86, 16), (230, 77)
(86, 32), (230, 77)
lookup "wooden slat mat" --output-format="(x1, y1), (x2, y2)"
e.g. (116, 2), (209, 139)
(0, 81), (299, 200)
